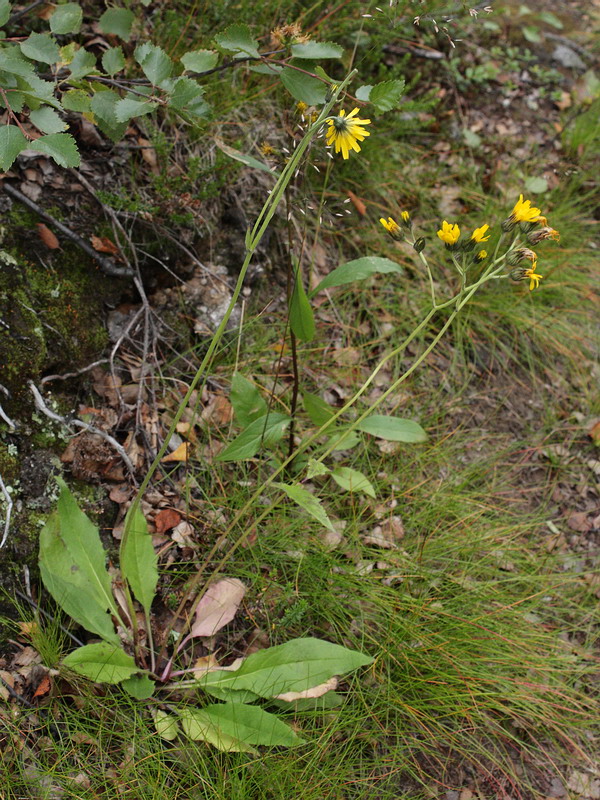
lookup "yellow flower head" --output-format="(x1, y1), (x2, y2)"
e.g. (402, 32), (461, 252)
(471, 223), (490, 243)
(504, 194), (548, 230)
(437, 220), (460, 246)
(524, 266), (543, 291)
(528, 226), (560, 244)
(401, 210), (410, 223)
(475, 249), (487, 262)
(296, 101), (308, 115)
(380, 216), (402, 240)
(325, 108), (371, 160)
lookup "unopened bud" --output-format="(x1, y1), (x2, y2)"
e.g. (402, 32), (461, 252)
(413, 237), (426, 253)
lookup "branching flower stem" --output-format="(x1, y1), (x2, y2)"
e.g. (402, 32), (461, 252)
(159, 250), (514, 682)
(128, 71), (359, 671)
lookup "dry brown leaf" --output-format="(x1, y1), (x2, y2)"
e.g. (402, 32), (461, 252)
(32, 674), (51, 698)
(161, 442), (190, 462)
(90, 235), (120, 256)
(12, 646), (40, 667)
(276, 676), (338, 702)
(138, 136), (160, 174)
(346, 190), (367, 216)
(190, 578), (246, 638)
(201, 395), (233, 427)
(37, 223), (60, 249)
(154, 508), (182, 534)
(589, 419), (600, 446)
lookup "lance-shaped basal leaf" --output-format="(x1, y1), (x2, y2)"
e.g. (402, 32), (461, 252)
(311, 257), (403, 295)
(190, 578), (246, 638)
(302, 392), (335, 427)
(154, 710), (179, 741)
(121, 674), (155, 699)
(274, 482), (334, 532)
(214, 138), (278, 175)
(39, 514), (120, 645)
(230, 373), (267, 427)
(198, 637), (372, 699)
(179, 703), (303, 752)
(120, 505), (158, 615)
(289, 265), (316, 342)
(356, 415), (427, 443)
(63, 642), (138, 684)
(39, 480), (120, 642)
(331, 466), (376, 498)
(216, 412), (290, 462)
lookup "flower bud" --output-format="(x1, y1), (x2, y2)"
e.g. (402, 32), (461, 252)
(413, 237), (426, 253)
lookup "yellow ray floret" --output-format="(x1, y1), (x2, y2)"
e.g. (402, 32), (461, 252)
(471, 223), (490, 243)
(509, 194), (547, 225)
(380, 217), (401, 239)
(326, 108), (371, 160)
(524, 267), (543, 290)
(437, 220), (460, 245)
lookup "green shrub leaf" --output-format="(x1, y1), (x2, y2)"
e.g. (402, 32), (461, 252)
(99, 7), (135, 41)
(114, 97), (158, 122)
(68, 47), (97, 79)
(312, 257), (403, 295)
(63, 642), (138, 684)
(20, 33), (60, 64)
(280, 61), (327, 104)
(215, 24), (260, 58)
(90, 89), (128, 141)
(0, 125), (28, 171)
(49, 3), (82, 35)
(331, 466), (376, 498)
(216, 412), (290, 461)
(369, 79), (406, 112)
(31, 133), (80, 167)
(120, 505), (157, 615)
(29, 107), (67, 135)
(102, 46), (126, 76)
(290, 41), (343, 59)
(179, 703), (303, 751)
(181, 49), (219, 72)
(274, 482), (334, 531)
(61, 89), (91, 112)
(134, 42), (173, 85)
(0, 0), (10, 27)
(356, 415), (427, 443)
(198, 638), (373, 699)
(289, 266), (316, 342)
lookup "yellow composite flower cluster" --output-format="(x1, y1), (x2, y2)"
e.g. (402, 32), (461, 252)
(378, 194), (559, 292)
(326, 108), (371, 160)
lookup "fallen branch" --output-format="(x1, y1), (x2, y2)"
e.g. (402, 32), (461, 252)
(0, 473), (13, 549)
(1, 183), (134, 278)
